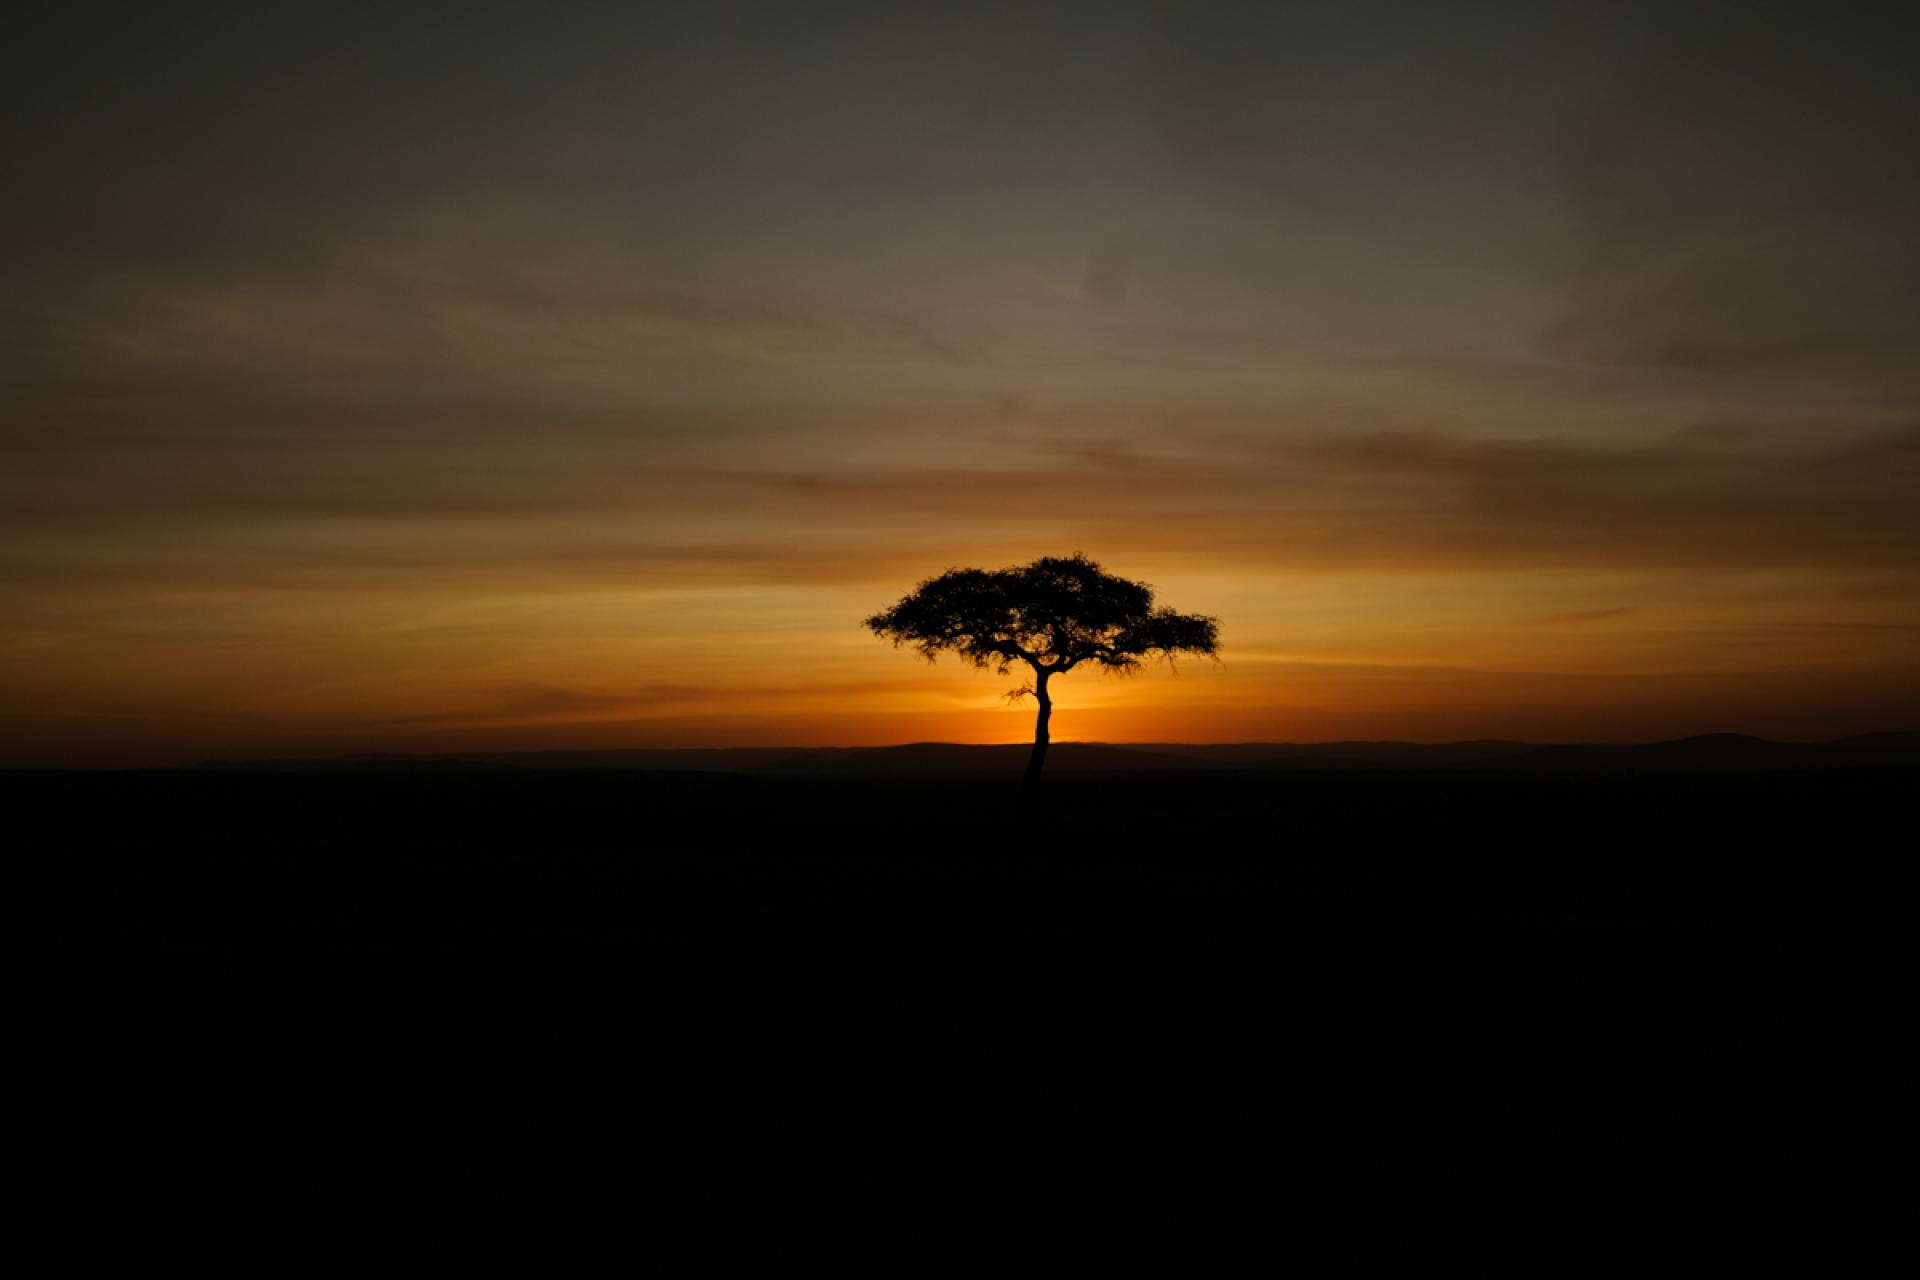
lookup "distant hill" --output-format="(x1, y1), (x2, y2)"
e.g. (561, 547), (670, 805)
(178, 733), (1920, 776)
(1126, 741), (1535, 769)
(460, 747), (832, 773)
(778, 742), (1245, 774)
(190, 753), (527, 774)
(1464, 732), (1920, 774)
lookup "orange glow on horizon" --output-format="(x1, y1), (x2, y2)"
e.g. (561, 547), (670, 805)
(9, 558), (1916, 767)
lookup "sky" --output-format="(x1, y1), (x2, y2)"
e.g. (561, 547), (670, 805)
(4, 1), (1919, 765)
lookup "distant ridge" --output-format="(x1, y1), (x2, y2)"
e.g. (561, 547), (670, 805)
(1124, 740), (1535, 768)
(774, 743), (1243, 774)
(1464, 732), (1920, 774)
(189, 753), (526, 774)
(177, 733), (1920, 776)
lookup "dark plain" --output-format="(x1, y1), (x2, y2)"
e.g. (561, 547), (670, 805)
(30, 764), (1914, 1272)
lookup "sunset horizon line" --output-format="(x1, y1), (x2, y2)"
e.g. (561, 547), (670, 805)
(20, 726), (1919, 772)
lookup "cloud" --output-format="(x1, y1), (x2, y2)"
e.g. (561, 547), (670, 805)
(729, 424), (1920, 574)
(6, 418), (1918, 598)
(1530, 607), (1633, 625)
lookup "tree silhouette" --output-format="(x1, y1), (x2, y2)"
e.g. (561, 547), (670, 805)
(865, 553), (1220, 816)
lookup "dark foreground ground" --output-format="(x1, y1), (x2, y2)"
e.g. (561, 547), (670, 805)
(27, 766), (1917, 1272)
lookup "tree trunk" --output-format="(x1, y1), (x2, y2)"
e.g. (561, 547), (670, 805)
(1018, 671), (1051, 821)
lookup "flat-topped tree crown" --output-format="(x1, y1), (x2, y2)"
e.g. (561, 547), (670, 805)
(864, 553), (1219, 676)
(865, 554), (1220, 819)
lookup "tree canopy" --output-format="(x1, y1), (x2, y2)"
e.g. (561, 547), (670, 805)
(864, 553), (1220, 677)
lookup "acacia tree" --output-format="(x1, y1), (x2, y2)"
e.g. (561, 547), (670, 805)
(864, 553), (1220, 816)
